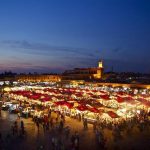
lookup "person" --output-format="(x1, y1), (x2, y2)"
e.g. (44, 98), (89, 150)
(46, 121), (50, 130)
(50, 118), (54, 129)
(100, 137), (107, 149)
(74, 131), (79, 150)
(43, 122), (46, 132)
(48, 109), (51, 118)
(56, 117), (58, 124)
(18, 112), (21, 119)
(14, 121), (18, 135)
(51, 136), (55, 150)
(97, 131), (101, 145)
(54, 137), (58, 150)
(78, 113), (81, 121)
(59, 120), (64, 130)
(93, 122), (97, 131)
(65, 126), (70, 139)
(82, 114), (84, 121)
(36, 120), (40, 131)
(71, 135), (75, 147)
(61, 114), (65, 123)
(11, 125), (15, 136)
(21, 120), (25, 135)
(83, 118), (88, 129)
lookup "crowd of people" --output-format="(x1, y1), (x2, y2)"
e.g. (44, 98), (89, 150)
(0, 106), (150, 150)
(32, 110), (80, 150)
(0, 119), (26, 150)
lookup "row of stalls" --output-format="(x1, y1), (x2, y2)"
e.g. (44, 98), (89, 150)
(2, 85), (150, 123)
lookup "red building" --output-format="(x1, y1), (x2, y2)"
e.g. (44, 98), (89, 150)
(62, 60), (104, 80)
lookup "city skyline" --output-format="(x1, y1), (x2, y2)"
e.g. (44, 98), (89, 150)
(0, 0), (150, 73)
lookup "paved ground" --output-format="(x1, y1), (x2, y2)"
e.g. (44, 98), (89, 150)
(0, 111), (150, 150)
(0, 111), (97, 150)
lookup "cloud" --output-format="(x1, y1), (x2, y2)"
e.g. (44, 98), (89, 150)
(3, 40), (149, 73)
(0, 40), (104, 71)
(0, 40), (96, 57)
(0, 62), (65, 73)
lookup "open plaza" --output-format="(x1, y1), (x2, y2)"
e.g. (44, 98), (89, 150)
(0, 82), (150, 150)
(0, 0), (150, 149)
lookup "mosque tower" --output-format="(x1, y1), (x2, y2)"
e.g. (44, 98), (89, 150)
(98, 60), (103, 68)
(94, 59), (104, 79)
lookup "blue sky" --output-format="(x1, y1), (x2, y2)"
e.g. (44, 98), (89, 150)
(0, 0), (150, 73)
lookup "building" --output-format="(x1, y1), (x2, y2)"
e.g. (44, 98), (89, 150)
(16, 74), (61, 82)
(62, 60), (104, 80)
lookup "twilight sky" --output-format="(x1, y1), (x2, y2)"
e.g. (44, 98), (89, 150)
(0, 0), (150, 73)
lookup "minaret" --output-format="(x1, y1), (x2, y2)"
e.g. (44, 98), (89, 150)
(98, 60), (103, 68)
(95, 59), (104, 79)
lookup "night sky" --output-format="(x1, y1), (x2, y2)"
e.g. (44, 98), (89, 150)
(0, 0), (150, 73)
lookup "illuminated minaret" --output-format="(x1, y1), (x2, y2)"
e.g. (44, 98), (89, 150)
(98, 60), (103, 68)
(95, 59), (103, 79)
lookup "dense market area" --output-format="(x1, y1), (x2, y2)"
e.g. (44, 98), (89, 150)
(0, 83), (150, 150)
(3, 85), (150, 123)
